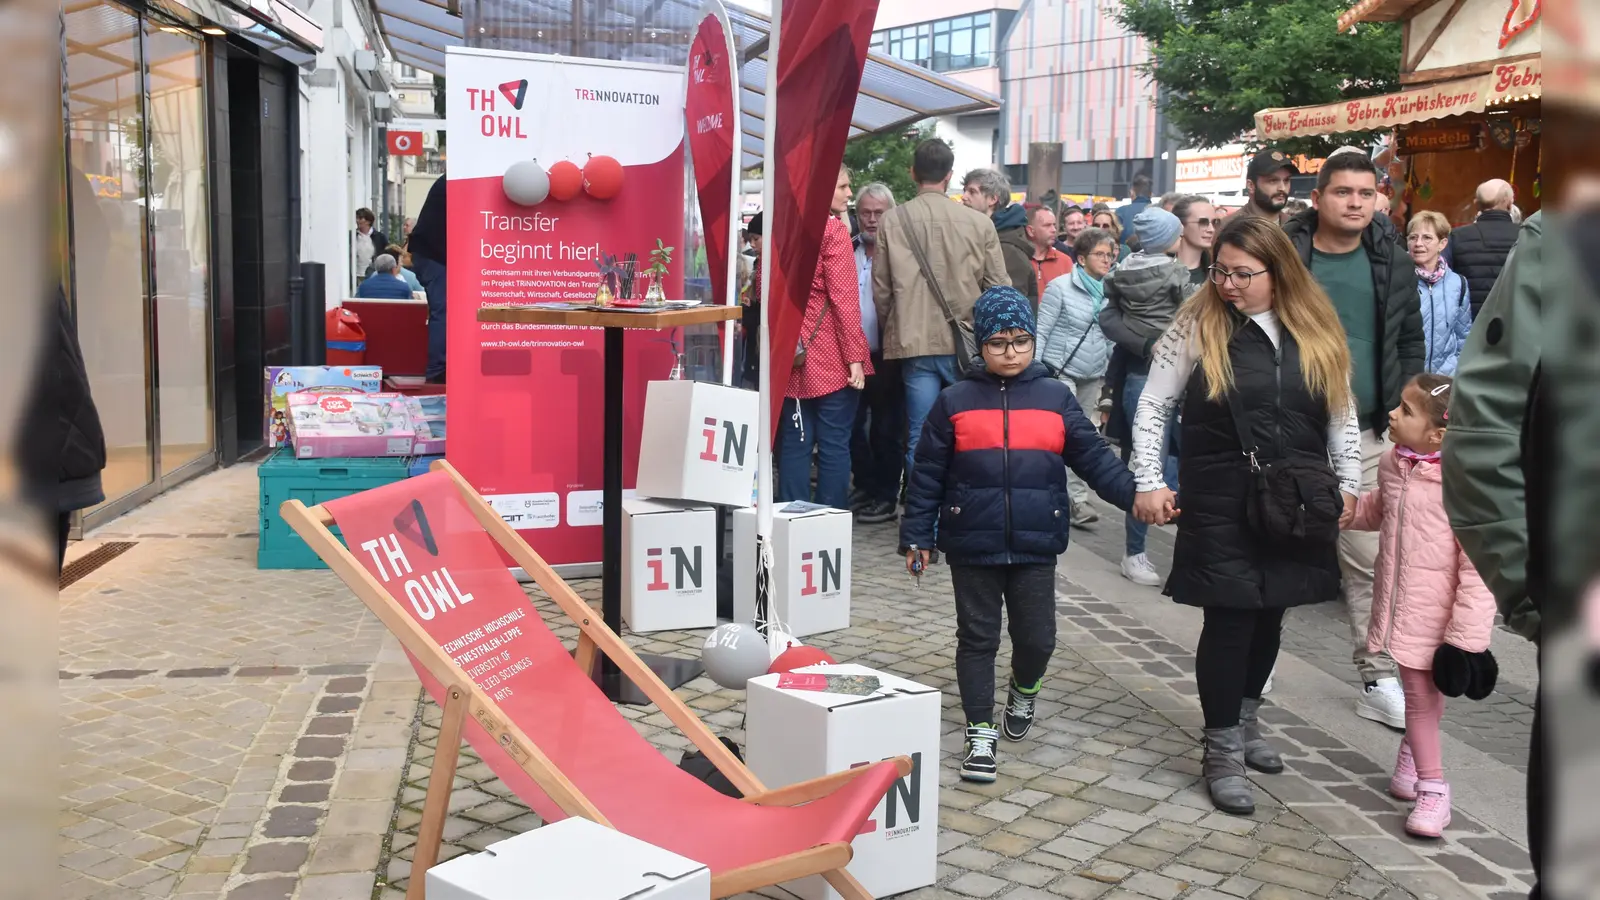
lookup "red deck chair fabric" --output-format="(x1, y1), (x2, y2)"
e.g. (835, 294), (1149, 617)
(322, 471), (900, 874)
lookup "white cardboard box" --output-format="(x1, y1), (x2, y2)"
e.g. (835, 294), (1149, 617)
(425, 817), (711, 900)
(622, 498), (717, 633)
(636, 380), (759, 508)
(745, 664), (941, 900)
(732, 504), (852, 637)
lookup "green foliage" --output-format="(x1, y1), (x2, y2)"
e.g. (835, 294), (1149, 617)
(649, 238), (674, 277)
(843, 124), (943, 202)
(1115, 0), (1402, 155)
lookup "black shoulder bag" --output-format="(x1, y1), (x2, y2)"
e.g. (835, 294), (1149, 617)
(1223, 389), (1344, 546)
(905, 222), (978, 377)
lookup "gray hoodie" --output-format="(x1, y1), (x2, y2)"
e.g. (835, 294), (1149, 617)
(1098, 251), (1192, 372)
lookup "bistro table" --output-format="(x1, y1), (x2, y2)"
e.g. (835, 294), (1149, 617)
(476, 302), (745, 705)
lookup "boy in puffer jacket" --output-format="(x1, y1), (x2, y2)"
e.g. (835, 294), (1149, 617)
(901, 287), (1136, 784)
(1341, 373), (1496, 839)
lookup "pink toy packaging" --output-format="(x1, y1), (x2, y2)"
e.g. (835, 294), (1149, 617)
(264, 366), (383, 448)
(403, 394), (447, 455)
(286, 391), (415, 458)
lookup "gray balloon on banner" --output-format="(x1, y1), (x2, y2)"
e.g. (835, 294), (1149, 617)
(502, 160), (550, 206)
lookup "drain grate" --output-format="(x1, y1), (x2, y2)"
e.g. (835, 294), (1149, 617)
(59, 542), (137, 590)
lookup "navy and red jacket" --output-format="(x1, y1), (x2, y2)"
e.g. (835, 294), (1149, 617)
(901, 361), (1136, 567)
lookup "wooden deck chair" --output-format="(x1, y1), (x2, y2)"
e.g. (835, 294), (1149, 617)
(280, 460), (909, 899)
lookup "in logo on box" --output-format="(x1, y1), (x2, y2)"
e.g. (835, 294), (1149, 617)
(800, 548), (843, 596)
(645, 545), (703, 592)
(698, 416), (749, 469)
(851, 751), (924, 838)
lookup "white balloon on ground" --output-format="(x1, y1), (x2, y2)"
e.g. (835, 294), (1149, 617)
(502, 160), (550, 206)
(701, 623), (771, 690)
(766, 629), (802, 662)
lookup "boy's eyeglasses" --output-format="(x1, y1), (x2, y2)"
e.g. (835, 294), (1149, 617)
(1209, 266), (1269, 289)
(981, 336), (1035, 355)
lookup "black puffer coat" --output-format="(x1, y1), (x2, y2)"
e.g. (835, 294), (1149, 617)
(901, 362), (1134, 566)
(1446, 209), (1519, 319)
(1283, 209), (1424, 436)
(1166, 317), (1341, 610)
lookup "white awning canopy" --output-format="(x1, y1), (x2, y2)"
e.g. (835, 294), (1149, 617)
(376, 0), (1000, 169)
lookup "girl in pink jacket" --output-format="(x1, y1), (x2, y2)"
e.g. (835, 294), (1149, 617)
(1341, 374), (1496, 839)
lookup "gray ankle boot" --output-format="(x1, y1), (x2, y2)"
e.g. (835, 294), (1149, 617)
(1239, 698), (1284, 774)
(1202, 726), (1256, 815)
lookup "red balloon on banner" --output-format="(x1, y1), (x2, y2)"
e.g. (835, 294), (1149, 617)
(768, 646), (837, 675)
(583, 154), (625, 200)
(547, 160), (583, 201)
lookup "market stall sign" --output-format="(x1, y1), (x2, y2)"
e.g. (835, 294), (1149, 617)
(1397, 123), (1481, 155)
(1255, 58), (1542, 139)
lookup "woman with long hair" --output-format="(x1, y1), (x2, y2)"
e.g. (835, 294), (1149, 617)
(1131, 216), (1361, 815)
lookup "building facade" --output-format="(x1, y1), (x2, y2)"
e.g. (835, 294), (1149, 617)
(61, 0), (397, 529)
(870, 0), (1174, 200)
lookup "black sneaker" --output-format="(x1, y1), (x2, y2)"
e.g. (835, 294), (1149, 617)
(1002, 683), (1039, 741)
(855, 500), (898, 524)
(961, 724), (1000, 782)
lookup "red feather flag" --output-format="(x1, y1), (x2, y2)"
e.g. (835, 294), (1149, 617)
(762, 0), (880, 436)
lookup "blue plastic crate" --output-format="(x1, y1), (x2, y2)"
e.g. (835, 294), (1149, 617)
(409, 455), (444, 478)
(257, 450), (413, 569)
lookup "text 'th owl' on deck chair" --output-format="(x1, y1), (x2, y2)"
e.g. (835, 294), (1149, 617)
(280, 460), (909, 899)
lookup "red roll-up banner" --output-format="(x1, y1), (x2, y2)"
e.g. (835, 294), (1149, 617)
(763, 0), (880, 435)
(686, 3), (737, 310)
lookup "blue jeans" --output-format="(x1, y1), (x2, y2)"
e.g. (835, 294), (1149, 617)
(411, 255), (447, 379)
(778, 388), (860, 510)
(1121, 368), (1179, 557)
(902, 354), (961, 477)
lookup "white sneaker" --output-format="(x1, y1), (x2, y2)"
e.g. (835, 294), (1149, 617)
(1261, 667), (1276, 696)
(1356, 677), (1407, 729)
(1121, 553), (1162, 586)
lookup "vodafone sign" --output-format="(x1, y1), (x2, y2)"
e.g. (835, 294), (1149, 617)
(387, 130), (423, 156)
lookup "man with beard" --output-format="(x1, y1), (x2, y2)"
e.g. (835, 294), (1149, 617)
(1241, 149), (1297, 221)
(849, 182), (904, 524)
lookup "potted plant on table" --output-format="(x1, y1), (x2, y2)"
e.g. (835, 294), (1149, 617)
(594, 252), (620, 306)
(643, 238), (673, 306)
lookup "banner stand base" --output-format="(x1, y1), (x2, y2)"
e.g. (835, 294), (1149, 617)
(575, 649), (705, 706)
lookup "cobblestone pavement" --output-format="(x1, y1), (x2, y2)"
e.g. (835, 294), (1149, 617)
(62, 464), (1534, 898)
(1070, 514), (1537, 773)
(62, 465), (416, 900)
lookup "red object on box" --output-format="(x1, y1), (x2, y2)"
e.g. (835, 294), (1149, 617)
(345, 298), (429, 377)
(326, 307), (367, 365)
(770, 646), (837, 675)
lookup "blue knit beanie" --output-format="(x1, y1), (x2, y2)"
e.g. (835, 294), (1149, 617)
(972, 286), (1036, 344)
(1133, 207), (1182, 254)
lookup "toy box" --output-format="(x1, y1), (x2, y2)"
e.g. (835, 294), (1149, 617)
(264, 365), (382, 448)
(286, 391), (414, 458)
(404, 394), (447, 456)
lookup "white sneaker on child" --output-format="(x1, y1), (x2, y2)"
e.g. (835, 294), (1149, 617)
(1121, 553), (1162, 586)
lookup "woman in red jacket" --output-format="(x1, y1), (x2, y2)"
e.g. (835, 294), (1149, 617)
(778, 169), (872, 509)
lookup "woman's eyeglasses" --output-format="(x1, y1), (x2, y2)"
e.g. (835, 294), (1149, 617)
(981, 336), (1035, 355)
(1208, 266), (1269, 289)
(1085, 250), (1117, 262)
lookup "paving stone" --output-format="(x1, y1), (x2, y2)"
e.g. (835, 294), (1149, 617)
(287, 760), (336, 782)
(1242, 861), (1339, 896)
(1459, 836), (1532, 870)
(1431, 852), (1508, 886)
(226, 877), (297, 900)
(262, 805), (322, 838)
(279, 783), (331, 804)
(1046, 875), (1113, 899)
(949, 871), (1010, 897)
(325, 677), (368, 694)
(241, 842), (310, 874)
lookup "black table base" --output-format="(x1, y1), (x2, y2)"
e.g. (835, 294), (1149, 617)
(597, 327), (707, 705)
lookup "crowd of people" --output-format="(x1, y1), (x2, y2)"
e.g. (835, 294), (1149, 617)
(735, 137), (1536, 844)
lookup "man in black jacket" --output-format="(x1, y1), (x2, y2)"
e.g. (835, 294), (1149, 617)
(407, 176), (448, 383)
(1283, 150), (1424, 730)
(1442, 179), (1519, 318)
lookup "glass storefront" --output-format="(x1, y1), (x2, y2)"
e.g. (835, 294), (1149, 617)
(64, 1), (215, 524)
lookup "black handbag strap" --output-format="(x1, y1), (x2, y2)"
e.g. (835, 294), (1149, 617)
(1057, 326), (1094, 376)
(905, 221), (959, 328)
(1223, 389), (1263, 473)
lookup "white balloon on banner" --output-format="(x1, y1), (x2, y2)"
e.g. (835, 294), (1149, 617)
(502, 160), (550, 206)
